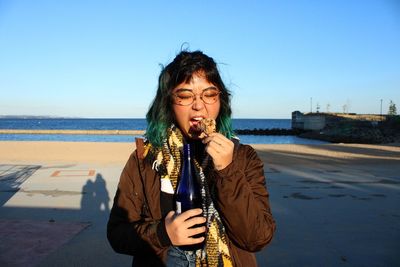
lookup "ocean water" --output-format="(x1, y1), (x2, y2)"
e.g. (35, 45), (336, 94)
(0, 118), (327, 144)
(0, 118), (148, 130)
(0, 118), (290, 130)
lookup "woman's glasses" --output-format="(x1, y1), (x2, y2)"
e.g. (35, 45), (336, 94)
(172, 87), (221, 106)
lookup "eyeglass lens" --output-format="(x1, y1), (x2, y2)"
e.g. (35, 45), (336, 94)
(173, 88), (220, 105)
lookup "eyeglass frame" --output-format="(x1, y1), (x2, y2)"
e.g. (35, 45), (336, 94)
(171, 87), (221, 106)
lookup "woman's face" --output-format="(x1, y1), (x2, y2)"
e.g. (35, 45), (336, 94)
(172, 72), (221, 139)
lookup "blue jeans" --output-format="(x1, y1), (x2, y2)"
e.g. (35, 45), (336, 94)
(166, 246), (196, 267)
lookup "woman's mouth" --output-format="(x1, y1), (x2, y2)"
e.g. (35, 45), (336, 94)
(189, 117), (204, 131)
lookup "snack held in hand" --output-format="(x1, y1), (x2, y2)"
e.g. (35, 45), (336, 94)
(198, 118), (216, 138)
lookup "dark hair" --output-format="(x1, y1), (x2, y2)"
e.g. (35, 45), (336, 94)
(145, 50), (234, 147)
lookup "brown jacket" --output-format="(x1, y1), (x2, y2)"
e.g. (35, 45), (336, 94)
(107, 140), (275, 266)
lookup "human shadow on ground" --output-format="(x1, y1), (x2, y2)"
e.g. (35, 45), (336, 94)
(80, 173), (110, 222)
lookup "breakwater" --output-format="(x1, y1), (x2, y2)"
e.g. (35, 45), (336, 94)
(299, 118), (400, 144)
(299, 125), (400, 144)
(234, 128), (305, 135)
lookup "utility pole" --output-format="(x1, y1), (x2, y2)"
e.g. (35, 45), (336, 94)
(380, 99), (383, 120)
(310, 97), (313, 113)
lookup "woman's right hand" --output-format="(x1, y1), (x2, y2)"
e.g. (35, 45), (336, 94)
(165, 208), (206, 246)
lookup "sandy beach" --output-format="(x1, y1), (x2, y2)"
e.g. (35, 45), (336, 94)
(1, 141), (399, 164)
(0, 141), (136, 164)
(1, 141), (399, 266)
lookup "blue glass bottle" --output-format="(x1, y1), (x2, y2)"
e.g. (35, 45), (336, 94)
(175, 143), (204, 250)
(175, 144), (202, 214)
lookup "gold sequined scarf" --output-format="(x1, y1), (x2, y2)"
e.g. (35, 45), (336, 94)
(144, 126), (233, 267)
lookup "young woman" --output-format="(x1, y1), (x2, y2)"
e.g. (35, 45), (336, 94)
(107, 50), (275, 266)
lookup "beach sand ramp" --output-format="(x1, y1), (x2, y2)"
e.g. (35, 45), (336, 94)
(0, 219), (90, 267)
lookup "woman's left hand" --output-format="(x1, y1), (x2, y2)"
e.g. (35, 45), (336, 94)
(202, 133), (234, 171)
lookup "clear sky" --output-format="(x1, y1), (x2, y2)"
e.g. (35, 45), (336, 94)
(0, 0), (399, 118)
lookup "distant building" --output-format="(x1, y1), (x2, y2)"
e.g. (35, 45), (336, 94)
(292, 111), (326, 131)
(291, 111), (304, 129)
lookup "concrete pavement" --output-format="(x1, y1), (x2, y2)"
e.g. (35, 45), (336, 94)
(1, 143), (399, 266)
(0, 162), (132, 266)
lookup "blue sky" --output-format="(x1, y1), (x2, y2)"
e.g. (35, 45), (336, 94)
(0, 0), (399, 118)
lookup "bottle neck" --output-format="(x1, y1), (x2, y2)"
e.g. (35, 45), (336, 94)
(185, 140), (205, 163)
(183, 143), (191, 161)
